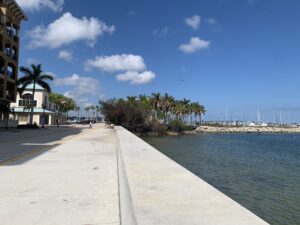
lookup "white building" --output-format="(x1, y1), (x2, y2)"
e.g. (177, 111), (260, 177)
(10, 83), (66, 126)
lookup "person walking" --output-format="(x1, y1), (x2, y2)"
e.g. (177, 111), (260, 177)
(89, 121), (92, 129)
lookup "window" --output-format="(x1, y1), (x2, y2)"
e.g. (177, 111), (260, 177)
(7, 63), (16, 79)
(19, 94), (37, 107)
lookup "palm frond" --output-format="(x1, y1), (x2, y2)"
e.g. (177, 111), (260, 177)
(40, 74), (54, 81)
(18, 81), (31, 96)
(20, 66), (33, 76)
(17, 76), (32, 85)
(37, 80), (51, 93)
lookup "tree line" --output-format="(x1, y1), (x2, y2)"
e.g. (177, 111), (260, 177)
(101, 93), (206, 134)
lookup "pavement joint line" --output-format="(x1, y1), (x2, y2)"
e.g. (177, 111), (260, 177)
(0, 127), (96, 166)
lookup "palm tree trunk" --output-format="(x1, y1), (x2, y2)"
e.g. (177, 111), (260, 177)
(30, 82), (36, 125)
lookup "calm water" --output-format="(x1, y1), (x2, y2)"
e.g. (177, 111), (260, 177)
(143, 133), (300, 225)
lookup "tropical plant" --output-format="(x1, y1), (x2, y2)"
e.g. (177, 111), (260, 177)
(100, 93), (205, 134)
(84, 106), (90, 119)
(75, 106), (80, 122)
(18, 64), (53, 125)
(49, 93), (76, 116)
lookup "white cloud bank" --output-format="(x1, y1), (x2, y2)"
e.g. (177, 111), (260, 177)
(179, 37), (210, 53)
(116, 71), (156, 85)
(16, 0), (64, 12)
(85, 54), (146, 72)
(54, 74), (103, 107)
(58, 50), (72, 62)
(85, 54), (156, 85)
(185, 14), (201, 30)
(27, 12), (115, 48)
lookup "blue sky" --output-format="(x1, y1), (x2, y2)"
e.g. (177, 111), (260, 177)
(16, 0), (300, 122)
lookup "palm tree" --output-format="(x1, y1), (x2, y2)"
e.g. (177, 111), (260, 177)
(90, 105), (95, 120)
(18, 64), (54, 125)
(127, 96), (137, 102)
(150, 92), (162, 120)
(95, 105), (101, 122)
(197, 104), (206, 125)
(75, 106), (80, 122)
(182, 98), (191, 123)
(162, 93), (174, 124)
(84, 106), (90, 119)
(174, 100), (185, 121)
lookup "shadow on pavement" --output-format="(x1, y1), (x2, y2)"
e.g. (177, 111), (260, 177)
(0, 126), (88, 166)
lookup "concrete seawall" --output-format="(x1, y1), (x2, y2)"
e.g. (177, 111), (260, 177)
(115, 126), (269, 225)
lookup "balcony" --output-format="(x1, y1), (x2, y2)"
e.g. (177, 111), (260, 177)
(6, 27), (18, 43)
(18, 100), (37, 107)
(7, 64), (16, 80)
(7, 70), (15, 80)
(5, 48), (17, 61)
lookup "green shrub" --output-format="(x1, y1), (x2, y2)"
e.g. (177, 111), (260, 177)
(168, 119), (184, 133)
(101, 99), (146, 133)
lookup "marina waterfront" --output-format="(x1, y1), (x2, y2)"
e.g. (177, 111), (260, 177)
(143, 133), (300, 225)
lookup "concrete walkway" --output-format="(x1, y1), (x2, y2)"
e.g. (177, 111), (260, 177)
(0, 125), (120, 225)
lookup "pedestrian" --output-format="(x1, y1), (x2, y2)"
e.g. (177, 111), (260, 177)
(89, 121), (92, 129)
(56, 119), (59, 127)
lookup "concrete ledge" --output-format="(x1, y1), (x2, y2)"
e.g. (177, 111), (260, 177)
(116, 129), (138, 225)
(115, 126), (269, 225)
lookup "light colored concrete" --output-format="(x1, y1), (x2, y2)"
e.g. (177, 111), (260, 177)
(115, 126), (269, 225)
(0, 125), (120, 225)
(116, 132), (138, 225)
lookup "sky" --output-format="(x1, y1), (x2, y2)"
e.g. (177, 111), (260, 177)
(15, 0), (300, 122)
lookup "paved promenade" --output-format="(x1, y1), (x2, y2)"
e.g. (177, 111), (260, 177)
(0, 125), (120, 225)
(0, 125), (268, 225)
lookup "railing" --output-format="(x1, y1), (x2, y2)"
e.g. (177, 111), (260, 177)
(18, 100), (37, 107)
(6, 28), (18, 42)
(7, 70), (15, 79)
(4, 49), (17, 61)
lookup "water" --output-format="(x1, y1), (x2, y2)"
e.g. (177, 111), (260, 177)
(143, 133), (300, 225)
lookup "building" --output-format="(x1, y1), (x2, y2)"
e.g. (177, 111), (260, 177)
(0, 0), (27, 126)
(10, 83), (66, 126)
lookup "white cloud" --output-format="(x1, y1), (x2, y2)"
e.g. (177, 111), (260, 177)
(58, 50), (73, 62)
(185, 14), (201, 30)
(179, 37), (210, 53)
(26, 58), (39, 65)
(16, 0), (64, 12)
(86, 54), (156, 85)
(116, 71), (156, 85)
(54, 74), (103, 107)
(27, 12), (115, 49)
(153, 26), (169, 37)
(205, 18), (217, 25)
(85, 54), (146, 72)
